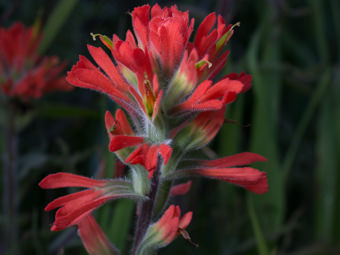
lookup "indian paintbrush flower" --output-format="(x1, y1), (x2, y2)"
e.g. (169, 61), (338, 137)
(41, 4), (269, 254)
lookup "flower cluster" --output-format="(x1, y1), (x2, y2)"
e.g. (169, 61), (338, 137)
(0, 22), (72, 101)
(41, 4), (268, 254)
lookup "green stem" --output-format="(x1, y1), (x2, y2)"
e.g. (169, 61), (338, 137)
(131, 155), (162, 255)
(153, 180), (172, 217)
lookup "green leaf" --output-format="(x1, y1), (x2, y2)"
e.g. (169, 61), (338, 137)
(109, 199), (135, 253)
(282, 70), (331, 180)
(38, 0), (78, 54)
(314, 71), (336, 242)
(247, 195), (269, 255)
(247, 7), (283, 234)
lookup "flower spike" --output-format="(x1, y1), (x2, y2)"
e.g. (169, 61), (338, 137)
(40, 4), (270, 254)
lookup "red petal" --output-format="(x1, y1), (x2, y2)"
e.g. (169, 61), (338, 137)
(115, 109), (134, 135)
(179, 211), (192, 229)
(45, 189), (95, 211)
(201, 78), (243, 102)
(158, 144), (172, 165)
(52, 197), (109, 231)
(67, 66), (130, 103)
(132, 5), (150, 47)
(105, 111), (115, 139)
(109, 135), (144, 152)
(170, 181), (192, 196)
(196, 152), (267, 168)
(77, 215), (119, 255)
(87, 45), (130, 92)
(226, 72), (252, 93)
(194, 13), (216, 49)
(39, 173), (106, 189)
(185, 167), (268, 194)
(157, 205), (176, 229)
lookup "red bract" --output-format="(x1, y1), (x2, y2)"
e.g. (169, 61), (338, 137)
(154, 205), (192, 246)
(39, 173), (144, 231)
(126, 143), (172, 178)
(173, 152), (268, 194)
(170, 181), (192, 196)
(0, 22), (72, 100)
(105, 109), (144, 153)
(171, 78), (241, 114)
(77, 215), (120, 255)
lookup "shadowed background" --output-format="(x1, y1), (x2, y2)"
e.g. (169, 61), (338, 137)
(0, 0), (339, 254)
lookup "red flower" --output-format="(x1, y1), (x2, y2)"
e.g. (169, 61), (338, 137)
(39, 173), (145, 231)
(0, 22), (72, 100)
(171, 152), (268, 194)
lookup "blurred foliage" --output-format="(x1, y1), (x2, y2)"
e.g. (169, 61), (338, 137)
(0, 0), (339, 254)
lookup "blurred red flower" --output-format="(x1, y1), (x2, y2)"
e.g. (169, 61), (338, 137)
(0, 22), (72, 100)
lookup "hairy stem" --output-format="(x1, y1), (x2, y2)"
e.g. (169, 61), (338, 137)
(3, 104), (19, 254)
(131, 154), (162, 255)
(153, 180), (172, 217)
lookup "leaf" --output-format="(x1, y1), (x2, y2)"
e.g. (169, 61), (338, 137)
(247, 7), (283, 233)
(38, 0), (78, 54)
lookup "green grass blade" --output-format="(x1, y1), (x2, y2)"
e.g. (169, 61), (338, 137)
(247, 10), (283, 233)
(247, 195), (269, 255)
(314, 73), (336, 241)
(282, 70), (331, 180)
(330, 0), (340, 60)
(38, 0), (78, 54)
(109, 199), (135, 253)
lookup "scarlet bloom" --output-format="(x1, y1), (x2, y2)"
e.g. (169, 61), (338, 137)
(43, 4), (271, 253)
(39, 173), (145, 231)
(0, 22), (72, 100)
